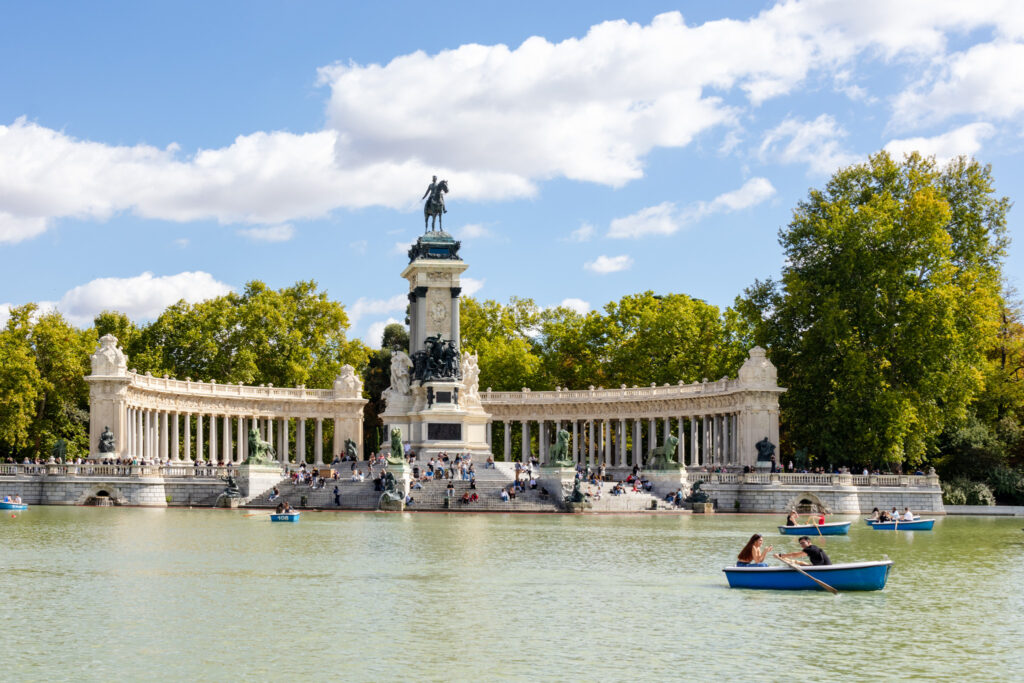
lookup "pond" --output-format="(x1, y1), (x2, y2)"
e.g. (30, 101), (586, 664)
(2, 509), (1021, 681)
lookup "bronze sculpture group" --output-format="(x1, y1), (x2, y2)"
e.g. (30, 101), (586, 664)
(410, 334), (460, 383)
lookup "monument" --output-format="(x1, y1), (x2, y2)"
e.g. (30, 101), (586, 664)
(380, 178), (491, 459)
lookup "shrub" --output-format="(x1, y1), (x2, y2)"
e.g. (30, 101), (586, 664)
(941, 480), (968, 505)
(943, 478), (996, 506)
(987, 466), (1024, 505)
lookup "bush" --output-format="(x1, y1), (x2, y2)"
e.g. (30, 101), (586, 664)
(987, 466), (1024, 505)
(943, 478), (996, 506)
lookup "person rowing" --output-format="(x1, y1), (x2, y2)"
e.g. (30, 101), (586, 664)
(775, 536), (832, 566)
(737, 533), (773, 567)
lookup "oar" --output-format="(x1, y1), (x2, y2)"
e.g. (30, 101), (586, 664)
(243, 511), (274, 517)
(775, 555), (839, 595)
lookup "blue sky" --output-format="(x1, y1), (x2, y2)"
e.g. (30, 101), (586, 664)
(2, 0), (1024, 347)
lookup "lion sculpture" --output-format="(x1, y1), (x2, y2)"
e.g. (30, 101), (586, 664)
(548, 429), (573, 467)
(647, 435), (680, 469)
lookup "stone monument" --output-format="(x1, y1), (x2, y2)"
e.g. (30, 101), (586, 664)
(380, 179), (491, 459)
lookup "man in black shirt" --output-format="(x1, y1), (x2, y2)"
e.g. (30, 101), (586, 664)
(776, 536), (832, 566)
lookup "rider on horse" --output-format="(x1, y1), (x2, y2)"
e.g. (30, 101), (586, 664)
(422, 175), (447, 215)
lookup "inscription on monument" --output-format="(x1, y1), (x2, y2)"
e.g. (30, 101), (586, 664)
(435, 391), (452, 403)
(427, 423), (462, 441)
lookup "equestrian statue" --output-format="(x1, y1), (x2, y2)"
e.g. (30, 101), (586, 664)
(422, 175), (449, 233)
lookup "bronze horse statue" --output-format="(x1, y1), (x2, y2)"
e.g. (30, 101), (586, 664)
(423, 178), (449, 233)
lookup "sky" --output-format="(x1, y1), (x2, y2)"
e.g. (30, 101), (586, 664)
(3, 0), (1024, 348)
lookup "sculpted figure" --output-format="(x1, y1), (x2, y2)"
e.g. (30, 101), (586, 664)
(246, 426), (277, 465)
(344, 438), (358, 460)
(422, 175), (449, 232)
(548, 429), (573, 467)
(90, 334), (127, 377)
(647, 435), (680, 469)
(390, 350), (413, 396)
(334, 364), (364, 396)
(98, 427), (116, 454)
(755, 437), (776, 462)
(461, 351), (480, 399)
(387, 427), (406, 466)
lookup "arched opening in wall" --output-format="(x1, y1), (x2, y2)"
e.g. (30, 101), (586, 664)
(786, 492), (830, 514)
(83, 487), (118, 507)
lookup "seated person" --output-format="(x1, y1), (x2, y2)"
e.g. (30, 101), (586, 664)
(776, 537), (832, 566)
(500, 489), (510, 502)
(411, 480), (423, 490)
(404, 493), (414, 506)
(868, 507), (880, 521)
(276, 502), (285, 514)
(462, 492), (471, 504)
(785, 510), (800, 527)
(470, 492), (479, 502)
(736, 533), (772, 567)
(902, 507), (915, 521)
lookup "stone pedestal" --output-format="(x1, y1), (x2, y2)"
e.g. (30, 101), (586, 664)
(237, 463), (285, 503)
(644, 468), (686, 499)
(538, 466), (577, 511)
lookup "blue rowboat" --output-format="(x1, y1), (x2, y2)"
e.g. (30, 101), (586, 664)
(723, 560), (893, 591)
(865, 516), (919, 525)
(778, 521), (851, 535)
(0, 501), (27, 511)
(869, 518), (934, 531)
(270, 512), (300, 523)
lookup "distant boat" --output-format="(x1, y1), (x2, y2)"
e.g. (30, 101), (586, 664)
(0, 501), (27, 511)
(778, 521), (851, 535)
(270, 512), (300, 523)
(865, 516), (919, 525)
(869, 518), (934, 531)
(723, 560), (893, 591)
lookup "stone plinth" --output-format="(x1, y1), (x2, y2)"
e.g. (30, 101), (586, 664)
(537, 466), (576, 510)
(237, 464), (285, 504)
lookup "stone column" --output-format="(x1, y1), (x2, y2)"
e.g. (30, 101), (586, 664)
(486, 422), (493, 449)
(521, 420), (530, 462)
(183, 413), (191, 462)
(503, 422), (511, 462)
(314, 418), (323, 464)
(571, 421), (579, 465)
(172, 412), (180, 462)
(280, 418), (290, 466)
(450, 286), (461, 349)
(209, 414), (218, 464)
(237, 417), (245, 463)
(415, 287), (427, 353)
(160, 411), (168, 461)
(691, 417), (699, 467)
(143, 410), (151, 460)
(297, 418), (306, 465)
(617, 418), (625, 467)
(196, 414), (205, 463)
(648, 418), (656, 457)
(267, 417), (274, 450)
(632, 419), (641, 467)
(222, 416), (231, 463)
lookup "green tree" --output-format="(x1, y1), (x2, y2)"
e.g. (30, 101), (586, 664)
(740, 152), (1008, 467)
(460, 296), (543, 391)
(0, 308), (41, 453)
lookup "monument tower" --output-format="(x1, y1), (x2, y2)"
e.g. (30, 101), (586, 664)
(379, 178), (491, 458)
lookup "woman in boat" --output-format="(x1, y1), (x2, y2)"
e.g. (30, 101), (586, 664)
(737, 533), (773, 567)
(869, 507), (880, 521)
(786, 510), (800, 527)
(275, 502), (285, 514)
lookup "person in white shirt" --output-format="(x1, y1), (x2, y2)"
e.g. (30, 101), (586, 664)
(902, 507), (915, 521)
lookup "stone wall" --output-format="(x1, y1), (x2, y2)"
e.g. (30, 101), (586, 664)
(703, 482), (944, 514)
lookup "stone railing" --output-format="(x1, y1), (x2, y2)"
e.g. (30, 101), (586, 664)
(482, 379), (744, 404)
(129, 372), (336, 400)
(694, 471), (940, 488)
(0, 463), (276, 479)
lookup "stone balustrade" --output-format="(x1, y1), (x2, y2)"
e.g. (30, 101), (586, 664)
(690, 470), (940, 488)
(0, 462), (257, 479)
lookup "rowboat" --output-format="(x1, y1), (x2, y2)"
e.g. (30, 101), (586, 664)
(0, 501), (28, 511)
(270, 512), (300, 523)
(864, 516), (919, 525)
(723, 560), (893, 591)
(869, 518), (934, 531)
(778, 521), (851, 535)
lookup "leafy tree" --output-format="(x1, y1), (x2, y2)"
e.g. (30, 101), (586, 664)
(0, 308), (41, 453)
(739, 152), (1008, 467)
(460, 296), (544, 391)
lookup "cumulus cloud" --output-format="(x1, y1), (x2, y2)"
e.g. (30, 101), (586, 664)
(461, 277), (485, 297)
(3, 4), (1022, 243)
(585, 254), (633, 274)
(237, 224), (295, 242)
(893, 42), (1024, 126)
(559, 298), (591, 314)
(364, 317), (404, 350)
(348, 294), (407, 326)
(759, 114), (860, 175)
(8, 271), (234, 327)
(884, 122), (996, 163)
(565, 223), (595, 243)
(608, 177), (775, 239)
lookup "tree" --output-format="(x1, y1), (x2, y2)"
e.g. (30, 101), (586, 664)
(740, 152), (1009, 467)
(0, 311), (41, 453)
(459, 296), (544, 391)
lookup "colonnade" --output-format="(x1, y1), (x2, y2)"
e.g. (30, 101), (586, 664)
(122, 407), (333, 466)
(484, 413), (740, 468)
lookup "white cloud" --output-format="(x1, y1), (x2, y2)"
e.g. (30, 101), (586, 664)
(458, 223), (493, 239)
(894, 42), (1024, 126)
(55, 271), (232, 326)
(759, 114), (860, 175)
(608, 178), (775, 239)
(565, 223), (595, 243)
(392, 239), (415, 255)
(884, 122), (996, 163)
(348, 294), (407, 326)
(0, 303), (10, 328)
(584, 254), (633, 274)
(237, 224), (294, 242)
(461, 277), (485, 297)
(3, 4), (1023, 243)
(559, 298), (591, 314)
(349, 239), (368, 254)
(364, 317), (403, 350)
(608, 202), (679, 239)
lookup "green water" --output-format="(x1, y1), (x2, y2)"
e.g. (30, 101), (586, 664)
(1, 509), (1022, 681)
